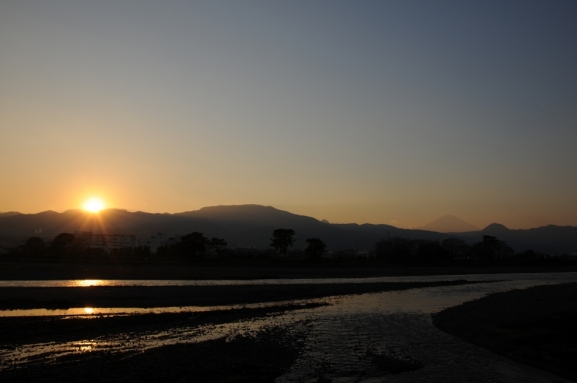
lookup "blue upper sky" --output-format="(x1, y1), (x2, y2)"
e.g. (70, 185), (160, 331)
(1, 0), (576, 229)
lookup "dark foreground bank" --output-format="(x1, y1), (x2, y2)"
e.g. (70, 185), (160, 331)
(0, 281), (482, 382)
(0, 304), (310, 382)
(2, 259), (575, 280)
(0, 280), (476, 310)
(433, 282), (577, 382)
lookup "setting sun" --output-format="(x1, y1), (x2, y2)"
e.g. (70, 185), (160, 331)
(83, 198), (105, 213)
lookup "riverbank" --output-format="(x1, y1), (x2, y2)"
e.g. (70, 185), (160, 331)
(0, 304), (309, 382)
(432, 282), (577, 382)
(1, 260), (575, 280)
(3, 278), (575, 382)
(0, 280), (476, 310)
(0, 280), (480, 382)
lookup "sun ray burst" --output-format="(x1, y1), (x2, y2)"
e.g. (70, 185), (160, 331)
(83, 198), (105, 213)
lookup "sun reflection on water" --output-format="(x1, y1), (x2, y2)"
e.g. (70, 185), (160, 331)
(75, 280), (104, 287)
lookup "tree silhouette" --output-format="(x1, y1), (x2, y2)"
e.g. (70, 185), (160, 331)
(23, 236), (46, 257)
(471, 235), (514, 260)
(179, 232), (210, 258)
(270, 229), (295, 257)
(374, 237), (413, 262)
(304, 238), (326, 259)
(210, 237), (228, 255)
(375, 237), (450, 263)
(441, 238), (470, 259)
(50, 233), (92, 256)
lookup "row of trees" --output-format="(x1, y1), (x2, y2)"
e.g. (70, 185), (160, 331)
(156, 232), (227, 257)
(10, 234), (151, 258)
(158, 229), (327, 260)
(4, 230), (552, 264)
(269, 231), (528, 262)
(270, 229), (327, 259)
(374, 235), (519, 263)
(5, 229), (325, 260)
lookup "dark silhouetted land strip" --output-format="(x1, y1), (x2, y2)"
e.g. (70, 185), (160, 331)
(1, 259), (575, 280)
(432, 283), (577, 382)
(0, 280), (475, 310)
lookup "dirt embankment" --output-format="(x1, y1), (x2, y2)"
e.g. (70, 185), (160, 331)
(433, 282), (577, 382)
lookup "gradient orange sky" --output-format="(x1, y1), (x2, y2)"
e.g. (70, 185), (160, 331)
(1, 1), (576, 229)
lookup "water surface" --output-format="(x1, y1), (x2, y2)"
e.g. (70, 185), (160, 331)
(1, 272), (575, 382)
(0, 271), (573, 288)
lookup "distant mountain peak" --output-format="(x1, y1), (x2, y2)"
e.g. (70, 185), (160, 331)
(63, 209), (83, 214)
(175, 204), (321, 225)
(38, 210), (59, 215)
(482, 223), (510, 233)
(179, 204), (286, 217)
(421, 215), (480, 233)
(1, 206), (576, 253)
(197, 204), (278, 212)
(0, 211), (21, 217)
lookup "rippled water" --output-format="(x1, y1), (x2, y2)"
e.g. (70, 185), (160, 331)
(0, 271), (573, 288)
(1, 272), (576, 382)
(0, 299), (328, 317)
(276, 276), (577, 383)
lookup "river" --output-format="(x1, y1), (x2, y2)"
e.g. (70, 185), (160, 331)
(1, 272), (575, 382)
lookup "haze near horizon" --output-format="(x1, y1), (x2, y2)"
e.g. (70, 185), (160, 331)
(1, 1), (576, 230)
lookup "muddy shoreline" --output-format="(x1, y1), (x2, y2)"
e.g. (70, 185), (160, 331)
(0, 305), (309, 382)
(0, 281), (483, 382)
(0, 280), (476, 310)
(3, 267), (576, 382)
(433, 282), (577, 382)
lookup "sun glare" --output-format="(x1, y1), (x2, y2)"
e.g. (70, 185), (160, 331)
(83, 198), (105, 213)
(76, 279), (104, 287)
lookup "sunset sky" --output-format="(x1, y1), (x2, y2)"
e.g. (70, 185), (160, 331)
(1, 1), (576, 229)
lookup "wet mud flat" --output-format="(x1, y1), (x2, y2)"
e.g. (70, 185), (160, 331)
(0, 303), (320, 347)
(0, 280), (479, 382)
(433, 282), (577, 382)
(0, 305), (311, 383)
(0, 280), (477, 310)
(2, 278), (576, 382)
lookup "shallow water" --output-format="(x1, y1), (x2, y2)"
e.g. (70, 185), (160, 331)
(0, 272), (574, 318)
(0, 271), (574, 288)
(1, 272), (576, 382)
(0, 299), (328, 317)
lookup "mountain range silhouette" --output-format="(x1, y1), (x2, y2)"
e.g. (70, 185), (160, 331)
(1, 205), (576, 254)
(420, 215), (480, 233)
